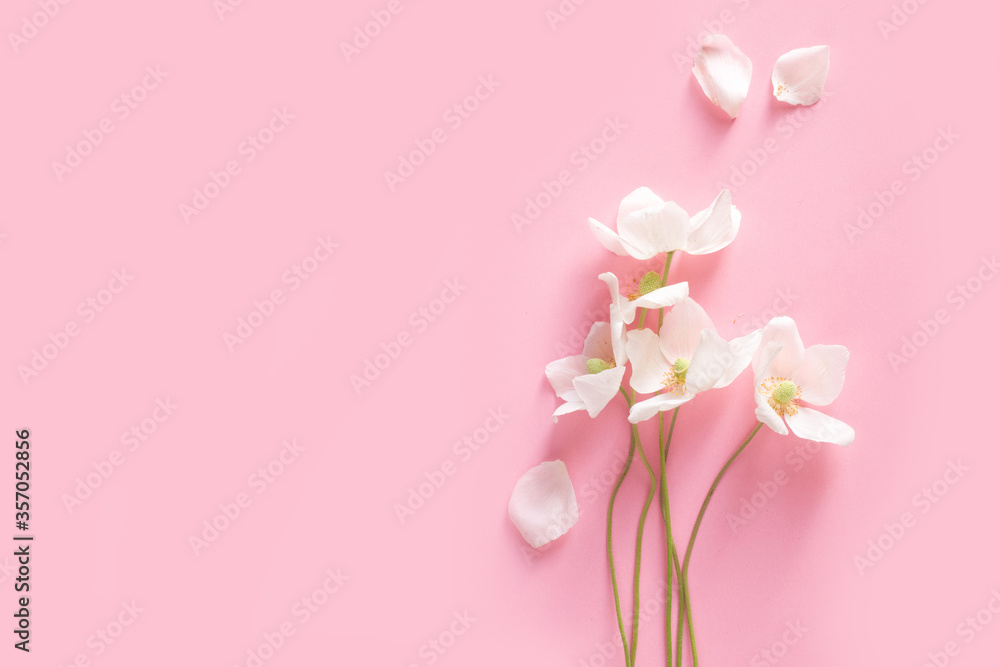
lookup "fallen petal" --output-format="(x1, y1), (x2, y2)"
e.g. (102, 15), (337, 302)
(692, 35), (753, 119)
(772, 45), (830, 106)
(508, 460), (579, 548)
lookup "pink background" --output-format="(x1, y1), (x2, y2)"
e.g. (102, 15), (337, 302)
(1, 0), (998, 665)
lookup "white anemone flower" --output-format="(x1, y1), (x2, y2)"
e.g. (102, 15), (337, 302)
(751, 317), (854, 445)
(508, 460), (579, 548)
(588, 187), (740, 261)
(545, 321), (626, 422)
(627, 297), (761, 424)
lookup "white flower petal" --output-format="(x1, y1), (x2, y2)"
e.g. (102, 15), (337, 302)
(692, 35), (753, 119)
(785, 407), (854, 446)
(617, 187), (666, 225)
(545, 355), (587, 400)
(753, 341), (784, 386)
(598, 273), (629, 364)
(714, 329), (762, 388)
(618, 201), (691, 259)
(685, 329), (732, 393)
(626, 329), (672, 395)
(552, 400), (585, 423)
(755, 400), (788, 435)
(582, 322), (615, 363)
(573, 366), (626, 417)
(686, 190), (741, 255)
(508, 460), (579, 548)
(753, 340), (788, 436)
(632, 281), (690, 311)
(797, 344), (849, 406)
(588, 218), (632, 256)
(752, 317), (804, 379)
(772, 45), (830, 106)
(660, 297), (716, 362)
(619, 298), (642, 326)
(629, 393), (692, 424)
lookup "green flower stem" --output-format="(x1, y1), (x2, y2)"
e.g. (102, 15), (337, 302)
(679, 421), (764, 667)
(674, 547), (685, 667)
(618, 388), (657, 666)
(630, 419), (657, 666)
(608, 388), (638, 667)
(658, 251), (675, 329)
(656, 250), (679, 667)
(659, 407), (680, 667)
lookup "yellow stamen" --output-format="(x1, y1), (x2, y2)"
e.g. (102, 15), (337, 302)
(661, 357), (690, 395)
(758, 377), (802, 416)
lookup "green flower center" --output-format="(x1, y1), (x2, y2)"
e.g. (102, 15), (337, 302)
(637, 271), (662, 296)
(587, 358), (614, 374)
(771, 380), (797, 405)
(672, 357), (690, 384)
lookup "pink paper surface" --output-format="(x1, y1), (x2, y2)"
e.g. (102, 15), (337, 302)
(1, 0), (998, 665)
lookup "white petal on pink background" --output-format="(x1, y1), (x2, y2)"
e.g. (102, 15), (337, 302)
(508, 460), (579, 548)
(686, 189), (741, 255)
(771, 45), (831, 106)
(617, 200), (691, 258)
(692, 35), (753, 119)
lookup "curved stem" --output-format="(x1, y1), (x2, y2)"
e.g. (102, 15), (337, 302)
(655, 251), (678, 666)
(680, 422), (764, 667)
(629, 421), (657, 666)
(659, 407), (679, 667)
(675, 543), (685, 667)
(658, 251), (675, 329)
(607, 392), (638, 667)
